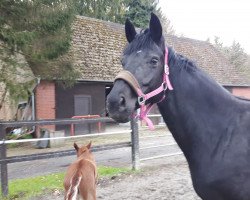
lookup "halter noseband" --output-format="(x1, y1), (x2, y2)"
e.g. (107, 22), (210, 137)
(114, 48), (173, 130)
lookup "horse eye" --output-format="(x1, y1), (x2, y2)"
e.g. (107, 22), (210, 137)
(151, 58), (158, 65)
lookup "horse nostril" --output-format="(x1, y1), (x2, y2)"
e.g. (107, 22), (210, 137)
(119, 96), (126, 107)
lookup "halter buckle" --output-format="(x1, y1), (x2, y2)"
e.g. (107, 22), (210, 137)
(162, 82), (168, 91)
(164, 64), (169, 75)
(138, 96), (146, 105)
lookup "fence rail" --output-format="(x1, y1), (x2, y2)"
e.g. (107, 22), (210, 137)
(0, 142), (131, 164)
(140, 143), (177, 150)
(139, 129), (181, 162)
(0, 130), (131, 145)
(1, 117), (113, 128)
(140, 152), (183, 161)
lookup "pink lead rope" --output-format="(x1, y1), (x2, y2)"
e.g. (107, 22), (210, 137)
(135, 48), (173, 130)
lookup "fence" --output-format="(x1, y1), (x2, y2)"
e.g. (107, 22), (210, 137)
(70, 115), (102, 135)
(138, 114), (182, 162)
(0, 117), (140, 197)
(0, 115), (183, 198)
(139, 132), (182, 162)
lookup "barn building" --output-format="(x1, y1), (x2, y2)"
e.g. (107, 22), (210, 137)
(33, 16), (250, 135)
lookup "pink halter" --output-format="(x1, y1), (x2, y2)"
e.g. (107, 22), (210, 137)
(135, 48), (173, 130)
(114, 48), (173, 130)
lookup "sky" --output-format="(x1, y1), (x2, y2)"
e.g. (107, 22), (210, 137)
(158, 0), (250, 54)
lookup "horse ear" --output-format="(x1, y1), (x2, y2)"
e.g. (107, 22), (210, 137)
(125, 18), (136, 43)
(149, 13), (162, 43)
(74, 143), (79, 151)
(86, 141), (92, 149)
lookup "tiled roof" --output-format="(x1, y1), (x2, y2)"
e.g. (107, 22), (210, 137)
(36, 16), (250, 86)
(69, 16), (126, 82)
(166, 36), (250, 86)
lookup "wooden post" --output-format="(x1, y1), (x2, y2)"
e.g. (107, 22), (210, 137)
(0, 124), (8, 197)
(130, 116), (140, 170)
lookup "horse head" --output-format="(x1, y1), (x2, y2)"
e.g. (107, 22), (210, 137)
(107, 13), (166, 123)
(74, 141), (92, 158)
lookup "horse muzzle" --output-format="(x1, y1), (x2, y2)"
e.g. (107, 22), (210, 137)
(106, 80), (137, 123)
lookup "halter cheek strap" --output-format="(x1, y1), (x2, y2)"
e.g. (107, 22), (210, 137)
(114, 47), (173, 130)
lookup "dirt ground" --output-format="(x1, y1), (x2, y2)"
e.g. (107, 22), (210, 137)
(8, 126), (201, 199)
(32, 156), (201, 200)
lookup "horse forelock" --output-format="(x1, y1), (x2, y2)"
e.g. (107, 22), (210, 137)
(124, 29), (165, 56)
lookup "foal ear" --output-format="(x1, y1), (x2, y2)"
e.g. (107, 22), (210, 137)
(74, 143), (79, 151)
(149, 13), (162, 44)
(86, 141), (92, 149)
(125, 18), (136, 43)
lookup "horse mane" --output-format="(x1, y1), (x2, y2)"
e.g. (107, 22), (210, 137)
(168, 47), (197, 72)
(235, 96), (250, 102)
(167, 47), (250, 106)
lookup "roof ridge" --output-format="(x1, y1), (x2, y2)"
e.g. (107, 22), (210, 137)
(166, 35), (209, 45)
(76, 15), (124, 29)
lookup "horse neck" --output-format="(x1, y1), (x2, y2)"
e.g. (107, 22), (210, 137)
(158, 52), (236, 160)
(77, 152), (94, 161)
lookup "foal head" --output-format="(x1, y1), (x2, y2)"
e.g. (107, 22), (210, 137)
(74, 142), (92, 158)
(107, 13), (166, 123)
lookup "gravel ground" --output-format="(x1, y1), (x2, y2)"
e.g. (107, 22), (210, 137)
(32, 156), (201, 200)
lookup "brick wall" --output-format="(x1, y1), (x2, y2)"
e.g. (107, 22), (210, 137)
(35, 81), (56, 134)
(232, 87), (250, 100)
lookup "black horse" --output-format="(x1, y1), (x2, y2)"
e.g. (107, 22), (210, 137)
(107, 13), (250, 200)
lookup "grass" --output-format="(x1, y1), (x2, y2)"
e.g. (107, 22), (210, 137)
(1, 166), (131, 200)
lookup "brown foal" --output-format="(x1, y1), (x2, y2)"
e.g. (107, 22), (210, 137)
(64, 142), (97, 200)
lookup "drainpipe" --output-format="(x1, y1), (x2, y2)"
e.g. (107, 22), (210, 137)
(31, 77), (40, 131)
(31, 92), (35, 120)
